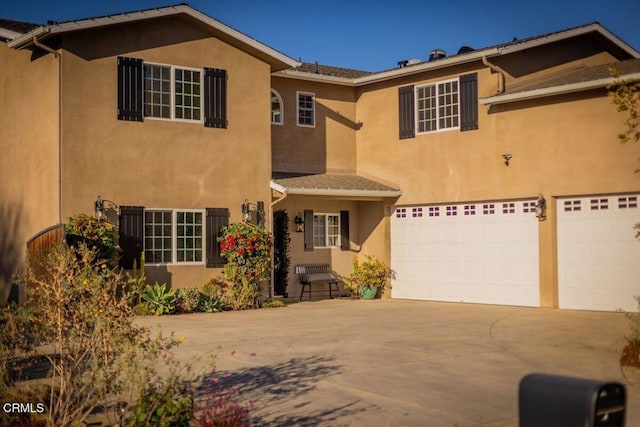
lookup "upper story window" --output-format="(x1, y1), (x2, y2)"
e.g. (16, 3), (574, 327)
(399, 73), (478, 139)
(271, 89), (283, 125)
(117, 56), (227, 128)
(297, 91), (315, 127)
(417, 79), (459, 133)
(143, 64), (202, 122)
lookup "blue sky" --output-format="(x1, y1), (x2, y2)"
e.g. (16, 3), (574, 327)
(1, 0), (638, 71)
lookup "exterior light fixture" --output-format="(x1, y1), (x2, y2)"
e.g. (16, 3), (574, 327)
(535, 194), (547, 221)
(241, 199), (265, 227)
(502, 154), (512, 166)
(94, 195), (118, 222)
(294, 211), (305, 233)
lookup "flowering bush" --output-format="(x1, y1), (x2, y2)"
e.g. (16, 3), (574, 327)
(218, 222), (272, 309)
(64, 214), (120, 268)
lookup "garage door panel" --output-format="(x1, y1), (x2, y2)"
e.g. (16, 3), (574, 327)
(391, 201), (540, 307)
(558, 194), (640, 311)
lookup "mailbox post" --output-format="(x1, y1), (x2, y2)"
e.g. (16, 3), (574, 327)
(519, 373), (626, 427)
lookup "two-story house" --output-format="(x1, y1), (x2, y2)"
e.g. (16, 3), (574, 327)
(0, 5), (297, 301)
(269, 24), (640, 311)
(2, 5), (639, 311)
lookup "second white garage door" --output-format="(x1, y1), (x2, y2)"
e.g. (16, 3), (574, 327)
(391, 200), (540, 307)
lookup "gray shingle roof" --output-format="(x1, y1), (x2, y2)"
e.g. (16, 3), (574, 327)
(295, 62), (373, 79)
(272, 173), (401, 197)
(0, 19), (39, 34)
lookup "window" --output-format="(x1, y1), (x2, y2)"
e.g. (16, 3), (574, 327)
(297, 91), (315, 127)
(144, 209), (204, 264)
(313, 214), (340, 247)
(143, 64), (202, 122)
(417, 79), (459, 133)
(118, 56), (226, 127)
(398, 72), (478, 139)
(271, 90), (283, 124)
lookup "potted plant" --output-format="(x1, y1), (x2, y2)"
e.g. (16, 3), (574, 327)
(344, 255), (392, 299)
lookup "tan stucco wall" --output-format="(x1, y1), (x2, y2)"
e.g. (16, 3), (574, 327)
(271, 77), (358, 174)
(54, 18), (273, 288)
(0, 43), (59, 304)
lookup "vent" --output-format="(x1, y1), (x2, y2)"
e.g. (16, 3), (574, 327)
(457, 45), (474, 55)
(428, 49), (446, 61)
(397, 58), (421, 68)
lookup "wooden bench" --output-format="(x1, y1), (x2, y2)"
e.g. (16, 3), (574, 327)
(295, 264), (342, 301)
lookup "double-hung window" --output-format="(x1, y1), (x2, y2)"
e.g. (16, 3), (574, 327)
(118, 56), (227, 128)
(399, 72), (478, 139)
(143, 64), (202, 122)
(144, 209), (204, 264)
(297, 91), (315, 127)
(313, 213), (340, 248)
(417, 79), (459, 133)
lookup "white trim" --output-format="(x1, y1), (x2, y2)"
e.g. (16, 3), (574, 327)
(480, 73), (640, 105)
(269, 181), (402, 198)
(296, 91), (315, 128)
(415, 77), (460, 134)
(271, 89), (284, 125)
(312, 212), (340, 248)
(7, 5), (299, 69)
(0, 28), (22, 40)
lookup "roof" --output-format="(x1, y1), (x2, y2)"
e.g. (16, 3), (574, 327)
(275, 22), (640, 87)
(295, 62), (373, 79)
(7, 4), (299, 71)
(0, 18), (38, 40)
(480, 58), (640, 105)
(271, 173), (402, 199)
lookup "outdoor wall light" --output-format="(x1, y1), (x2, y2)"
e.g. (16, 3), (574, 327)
(294, 211), (305, 233)
(94, 195), (118, 222)
(241, 199), (265, 227)
(535, 194), (547, 221)
(502, 154), (513, 166)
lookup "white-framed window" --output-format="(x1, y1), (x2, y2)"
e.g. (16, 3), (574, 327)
(297, 91), (315, 127)
(144, 209), (205, 264)
(144, 63), (202, 122)
(271, 89), (283, 125)
(313, 213), (340, 247)
(416, 78), (459, 133)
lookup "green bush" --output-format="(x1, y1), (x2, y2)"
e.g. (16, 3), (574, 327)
(175, 288), (202, 314)
(218, 222), (272, 309)
(261, 299), (286, 308)
(64, 214), (120, 268)
(200, 278), (228, 312)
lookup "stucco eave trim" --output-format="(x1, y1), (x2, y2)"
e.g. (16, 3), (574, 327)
(479, 72), (640, 106)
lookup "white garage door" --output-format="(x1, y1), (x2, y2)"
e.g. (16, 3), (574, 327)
(557, 194), (640, 312)
(391, 200), (540, 307)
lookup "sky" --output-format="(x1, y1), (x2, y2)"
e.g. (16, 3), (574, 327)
(1, 0), (639, 72)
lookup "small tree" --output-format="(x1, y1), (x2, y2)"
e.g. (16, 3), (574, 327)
(218, 222), (272, 309)
(608, 67), (640, 165)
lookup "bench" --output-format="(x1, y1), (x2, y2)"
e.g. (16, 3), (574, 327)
(295, 264), (342, 301)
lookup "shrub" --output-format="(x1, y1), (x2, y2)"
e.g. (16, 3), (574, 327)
(175, 288), (203, 314)
(200, 278), (229, 313)
(218, 223), (272, 310)
(193, 369), (252, 427)
(261, 299), (286, 308)
(343, 255), (393, 298)
(64, 214), (120, 268)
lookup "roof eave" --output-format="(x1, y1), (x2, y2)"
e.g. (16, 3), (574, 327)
(480, 72), (640, 106)
(270, 181), (402, 198)
(6, 5), (299, 69)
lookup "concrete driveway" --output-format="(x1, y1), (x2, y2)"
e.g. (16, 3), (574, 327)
(138, 299), (640, 426)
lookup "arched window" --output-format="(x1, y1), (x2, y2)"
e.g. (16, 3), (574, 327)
(271, 89), (283, 124)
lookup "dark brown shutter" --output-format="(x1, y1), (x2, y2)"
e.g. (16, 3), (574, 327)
(117, 56), (144, 122)
(398, 85), (415, 139)
(118, 206), (144, 269)
(303, 210), (314, 251)
(206, 208), (229, 267)
(460, 73), (478, 131)
(204, 68), (227, 128)
(340, 210), (350, 251)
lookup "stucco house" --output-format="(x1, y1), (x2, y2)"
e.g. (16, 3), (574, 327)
(2, 4), (640, 311)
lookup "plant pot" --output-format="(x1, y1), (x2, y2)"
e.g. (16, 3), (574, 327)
(360, 286), (378, 300)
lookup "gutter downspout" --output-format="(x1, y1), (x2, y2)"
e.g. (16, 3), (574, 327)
(33, 36), (63, 224)
(269, 190), (288, 299)
(482, 56), (506, 95)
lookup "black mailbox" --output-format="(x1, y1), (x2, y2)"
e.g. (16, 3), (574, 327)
(519, 373), (626, 427)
